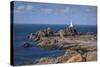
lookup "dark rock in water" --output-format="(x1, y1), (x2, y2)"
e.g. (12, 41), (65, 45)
(27, 33), (35, 40)
(22, 42), (32, 48)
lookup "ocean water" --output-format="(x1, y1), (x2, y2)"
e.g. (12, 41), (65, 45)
(13, 24), (97, 65)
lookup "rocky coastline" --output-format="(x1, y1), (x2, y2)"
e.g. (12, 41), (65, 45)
(23, 25), (97, 65)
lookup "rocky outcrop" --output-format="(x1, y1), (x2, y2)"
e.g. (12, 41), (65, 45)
(65, 50), (83, 63)
(36, 47), (97, 65)
(28, 27), (54, 41)
(35, 34), (97, 64)
(37, 34), (97, 50)
(25, 24), (97, 64)
(82, 51), (97, 61)
(65, 27), (77, 36)
(28, 25), (78, 42)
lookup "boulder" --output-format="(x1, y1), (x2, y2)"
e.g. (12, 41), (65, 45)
(64, 49), (83, 63)
(58, 29), (65, 39)
(86, 51), (97, 61)
(66, 53), (83, 63)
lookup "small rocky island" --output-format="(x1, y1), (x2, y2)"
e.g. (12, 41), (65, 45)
(25, 22), (97, 64)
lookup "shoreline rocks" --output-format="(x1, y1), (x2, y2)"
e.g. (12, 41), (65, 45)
(24, 25), (97, 64)
(36, 49), (97, 65)
(34, 33), (97, 64)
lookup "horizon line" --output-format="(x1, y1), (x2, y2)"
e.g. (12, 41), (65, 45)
(12, 23), (97, 26)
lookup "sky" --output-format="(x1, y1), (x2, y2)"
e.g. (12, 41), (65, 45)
(13, 1), (97, 25)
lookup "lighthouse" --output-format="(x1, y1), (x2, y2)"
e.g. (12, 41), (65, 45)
(69, 20), (73, 27)
(65, 20), (77, 36)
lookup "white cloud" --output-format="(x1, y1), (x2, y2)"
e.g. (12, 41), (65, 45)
(14, 5), (33, 13)
(41, 8), (53, 14)
(61, 7), (70, 13)
(40, 7), (70, 15)
(17, 5), (25, 10)
(85, 9), (90, 12)
(14, 5), (25, 13)
(51, 7), (70, 15)
(26, 5), (33, 11)
(14, 5), (70, 15)
(63, 7), (70, 12)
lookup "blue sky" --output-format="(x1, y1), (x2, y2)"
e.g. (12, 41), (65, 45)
(13, 1), (97, 25)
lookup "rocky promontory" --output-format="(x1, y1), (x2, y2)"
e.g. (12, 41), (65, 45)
(25, 23), (97, 65)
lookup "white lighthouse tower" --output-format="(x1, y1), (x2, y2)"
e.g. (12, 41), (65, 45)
(69, 20), (73, 27)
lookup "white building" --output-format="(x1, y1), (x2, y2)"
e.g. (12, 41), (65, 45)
(69, 20), (73, 27)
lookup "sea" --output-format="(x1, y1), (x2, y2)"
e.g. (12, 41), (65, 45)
(13, 24), (97, 65)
